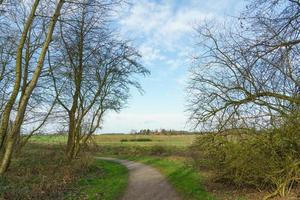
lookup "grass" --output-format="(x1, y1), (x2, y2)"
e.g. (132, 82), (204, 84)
(30, 134), (197, 147)
(5, 134), (273, 200)
(66, 159), (128, 200)
(23, 133), (294, 200)
(0, 144), (128, 200)
(94, 134), (196, 147)
(121, 156), (215, 200)
(27, 135), (214, 199)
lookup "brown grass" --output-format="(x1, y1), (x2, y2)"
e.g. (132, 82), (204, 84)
(0, 143), (94, 200)
(201, 168), (300, 200)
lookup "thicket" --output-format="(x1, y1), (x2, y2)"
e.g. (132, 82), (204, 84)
(191, 120), (300, 199)
(188, 0), (300, 198)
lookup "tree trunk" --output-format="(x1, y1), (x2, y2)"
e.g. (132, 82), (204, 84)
(66, 112), (82, 160)
(0, 136), (13, 175)
(0, 0), (40, 151)
(66, 115), (76, 160)
(0, 0), (65, 175)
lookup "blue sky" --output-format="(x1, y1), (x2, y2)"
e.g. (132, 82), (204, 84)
(101, 0), (244, 133)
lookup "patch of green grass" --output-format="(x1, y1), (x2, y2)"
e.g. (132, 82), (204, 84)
(95, 134), (197, 147)
(124, 156), (215, 200)
(66, 159), (128, 200)
(30, 134), (197, 147)
(30, 135), (67, 144)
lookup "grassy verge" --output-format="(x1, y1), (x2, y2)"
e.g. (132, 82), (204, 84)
(66, 159), (128, 200)
(123, 156), (215, 200)
(0, 144), (128, 200)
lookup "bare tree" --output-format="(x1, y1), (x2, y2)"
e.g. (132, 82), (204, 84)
(188, 0), (300, 131)
(0, 0), (66, 175)
(49, 0), (149, 160)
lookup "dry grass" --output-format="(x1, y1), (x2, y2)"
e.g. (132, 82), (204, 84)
(201, 168), (300, 200)
(0, 144), (93, 199)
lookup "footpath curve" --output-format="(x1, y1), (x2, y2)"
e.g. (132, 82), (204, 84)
(97, 157), (182, 200)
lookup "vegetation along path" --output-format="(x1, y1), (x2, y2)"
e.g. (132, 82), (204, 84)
(97, 157), (182, 200)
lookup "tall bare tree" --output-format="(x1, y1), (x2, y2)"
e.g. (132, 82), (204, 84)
(188, 0), (300, 130)
(50, 0), (149, 160)
(0, 0), (66, 175)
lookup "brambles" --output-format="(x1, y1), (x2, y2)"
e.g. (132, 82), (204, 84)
(188, 0), (300, 198)
(190, 122), (300, 199)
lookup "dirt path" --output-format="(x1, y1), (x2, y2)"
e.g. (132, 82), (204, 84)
(97, 157), (182, 200)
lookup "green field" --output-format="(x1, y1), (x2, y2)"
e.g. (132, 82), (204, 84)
(30, 134), (197, 147)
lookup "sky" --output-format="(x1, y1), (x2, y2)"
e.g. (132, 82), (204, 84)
(101, 0), (244, 133)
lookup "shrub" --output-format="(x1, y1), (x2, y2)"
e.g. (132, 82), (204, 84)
(120, 138), (152, 142)
(149, 145), (168, 156)
(190, 124), (300, 199)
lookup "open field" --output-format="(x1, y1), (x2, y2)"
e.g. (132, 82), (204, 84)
(30, 134), (198, 147)
(3, 133), (299, 200)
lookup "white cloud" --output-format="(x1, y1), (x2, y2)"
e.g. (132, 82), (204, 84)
(139, 45), (165, 64)
(116, 0), (222, 76)
(119, 0), (214, 50)
(103, 0), (244, 133)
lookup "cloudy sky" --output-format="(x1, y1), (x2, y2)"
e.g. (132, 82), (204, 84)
(101, 0), (244, 133)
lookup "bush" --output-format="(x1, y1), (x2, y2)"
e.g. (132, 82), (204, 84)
(120, 138), (152, 142)
(190, 124), (300, 199)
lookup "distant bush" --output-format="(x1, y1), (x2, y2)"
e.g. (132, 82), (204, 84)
(190, 123), (300, 199)
(120, 138), (152, 142)
(149, 145), (167, 156)
(95, 144), (187, 157)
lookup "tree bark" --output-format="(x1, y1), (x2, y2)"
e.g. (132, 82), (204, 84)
(0, 0), (40, 151)
(65, 14), (84, 160)
(0, 0), (65, 175)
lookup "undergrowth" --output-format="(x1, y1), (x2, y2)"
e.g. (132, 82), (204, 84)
(0, 144), (128, 200)
(190, 122), (300, 199)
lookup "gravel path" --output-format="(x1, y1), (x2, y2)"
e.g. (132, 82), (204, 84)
(96, 157), (182, 200)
